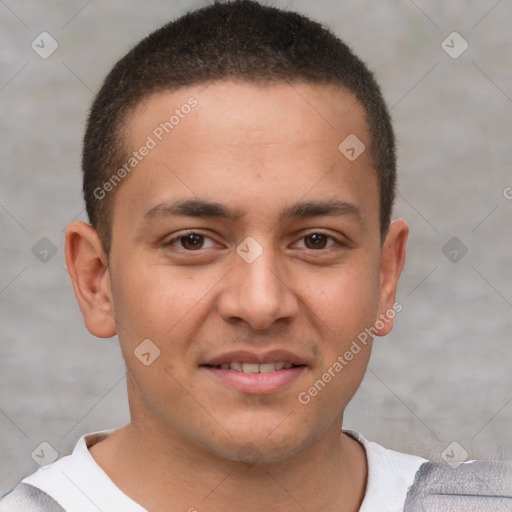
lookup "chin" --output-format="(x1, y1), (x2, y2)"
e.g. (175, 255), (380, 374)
(205, 420), (314, 466)
(226, 436), (306, 466)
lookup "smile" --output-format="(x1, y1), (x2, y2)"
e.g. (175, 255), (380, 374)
(210, 362), (300, 373)
(202, 363), (307, 394)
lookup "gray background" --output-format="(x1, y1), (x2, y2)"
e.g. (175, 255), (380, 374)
(1, 0), (511, 494)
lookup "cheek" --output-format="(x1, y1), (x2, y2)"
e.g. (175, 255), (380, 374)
(301, 274), (377, 415)
(308, 258), (381, 337)
(111, 260), (217, 346)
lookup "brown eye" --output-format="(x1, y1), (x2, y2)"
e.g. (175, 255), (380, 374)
(180, 233), (204, 250)
(165, 232), (216, 251)
(303, 233), (332, 250)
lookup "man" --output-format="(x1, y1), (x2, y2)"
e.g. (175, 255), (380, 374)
(2, 1), (510, 511)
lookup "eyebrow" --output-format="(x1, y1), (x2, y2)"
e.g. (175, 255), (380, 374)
(142, 198), (363, 224)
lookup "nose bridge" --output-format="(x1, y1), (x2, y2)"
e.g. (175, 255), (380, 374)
(218, 235), (297, 330)
(242, 243), (282, 298)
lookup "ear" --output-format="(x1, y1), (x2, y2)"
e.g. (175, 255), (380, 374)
(374, 218), (409, 336)
(64, 221), (117, 338)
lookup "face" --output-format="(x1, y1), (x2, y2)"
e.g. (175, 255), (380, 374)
(67, 80), (407, 464)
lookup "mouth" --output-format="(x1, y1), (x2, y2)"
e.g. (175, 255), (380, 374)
(204, 361), (304, 373)
(200, 351), (308, 394)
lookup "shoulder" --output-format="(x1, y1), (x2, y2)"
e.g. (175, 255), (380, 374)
(343, 429), (428, 512)
(0, 483), (65, 512)
(346, 430), (512, 511)
(403, 458), (512, 511)
(0, 432), (105, 512)
(0, 429), (145, 512)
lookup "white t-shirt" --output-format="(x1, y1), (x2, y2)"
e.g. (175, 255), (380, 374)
(19, 428), (427, 512)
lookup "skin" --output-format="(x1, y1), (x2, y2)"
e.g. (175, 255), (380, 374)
(65, 80), (408, 512)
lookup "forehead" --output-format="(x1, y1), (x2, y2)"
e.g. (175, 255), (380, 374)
(113, 80), (378, 232)
(127, 80), (368, 149)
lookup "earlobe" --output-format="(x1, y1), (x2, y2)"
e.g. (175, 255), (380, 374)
(64, 221), (117, 338)
(374, 219), (409, 337)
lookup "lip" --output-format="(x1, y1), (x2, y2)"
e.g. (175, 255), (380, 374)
(202, 365), (307, 394)
(201, 349), (308, 367)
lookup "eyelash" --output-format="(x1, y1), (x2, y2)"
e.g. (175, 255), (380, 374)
(163, 230), (346, 252)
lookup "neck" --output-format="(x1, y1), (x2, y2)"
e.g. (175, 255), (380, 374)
(89, 417), (367, 512)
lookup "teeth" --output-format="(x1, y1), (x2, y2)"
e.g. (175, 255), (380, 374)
(242, 363), (259, 373)
(259, 363), (276, 373)
(216, 362), (297, 372)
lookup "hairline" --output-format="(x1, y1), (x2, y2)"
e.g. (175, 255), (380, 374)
(98, 78), (388, 254)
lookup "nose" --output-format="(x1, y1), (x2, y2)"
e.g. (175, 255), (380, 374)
(216, 241), (299, 331)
